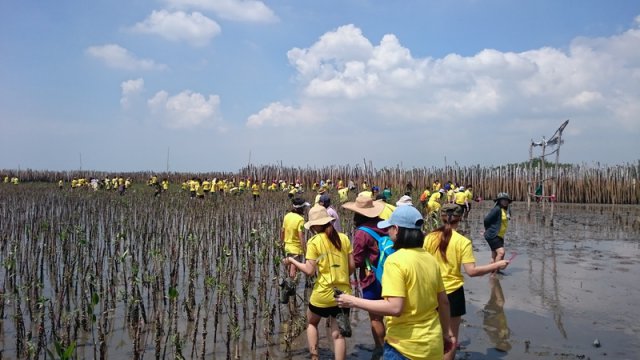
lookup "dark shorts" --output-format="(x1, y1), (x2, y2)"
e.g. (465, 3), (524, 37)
(362, 279), (382, 300)
(309, 304), (350, 318)
(448, 286), (466, 317)
(486, 236), (504, 251)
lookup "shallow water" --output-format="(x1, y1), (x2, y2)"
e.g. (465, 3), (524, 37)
(0, 188), (638, 359)
(283, 202), (640, 359)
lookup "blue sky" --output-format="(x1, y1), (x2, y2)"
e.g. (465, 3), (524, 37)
(1, 0), (639, 172)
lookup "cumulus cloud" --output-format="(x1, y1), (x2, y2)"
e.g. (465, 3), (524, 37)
(148, 90), (222, 129)
(248, 21), (640, 133)
(165, 0), (278, 23)
(86, 44), (166, 71)
(120, 78), (144, 109)
(131, 10), (221, 47)
(246, 102), (325, 128)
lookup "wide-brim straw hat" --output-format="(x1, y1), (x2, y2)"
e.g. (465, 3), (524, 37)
(304, 204), (335, 229)
(342, 194), (385, 218)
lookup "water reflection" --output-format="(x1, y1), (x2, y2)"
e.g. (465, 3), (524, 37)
(483, 277), (511, 353)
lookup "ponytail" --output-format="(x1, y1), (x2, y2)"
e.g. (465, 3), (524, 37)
(433, 213), (461, 263)
(320, 223), (342, 251)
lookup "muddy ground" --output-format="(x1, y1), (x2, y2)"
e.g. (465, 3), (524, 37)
(284, 202), (640, 360)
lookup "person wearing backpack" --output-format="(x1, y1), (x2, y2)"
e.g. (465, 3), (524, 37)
(336, 205), (454, 360)
(342, 195), (388, 357)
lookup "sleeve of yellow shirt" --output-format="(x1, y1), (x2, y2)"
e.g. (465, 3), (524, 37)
(461, 240), (476, 264)
(381, 259), (406, 298)
(305, 236), (319, 261)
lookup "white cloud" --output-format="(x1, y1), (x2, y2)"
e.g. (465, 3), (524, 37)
(120, 78), (144, 109)
(165, 0), (278, 23)
(246, 102), (323, 128)
(86, 44), (166, 71)
(148, 90), (222, 129)
(131, 10), (221, 47)
(249, 21), (640, 133)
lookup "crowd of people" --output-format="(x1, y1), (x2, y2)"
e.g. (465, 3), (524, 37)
(280, 182), (513, 360)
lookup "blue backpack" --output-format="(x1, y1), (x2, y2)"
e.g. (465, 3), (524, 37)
(357, 227), (395, 282)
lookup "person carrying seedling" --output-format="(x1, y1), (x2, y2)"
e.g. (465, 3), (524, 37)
(341, 194), (387, 357)
(284, 204), (354, 360)
(424, 204), (509, 360)
(336, 205), (453, 360)
(280, 197), (310, 304)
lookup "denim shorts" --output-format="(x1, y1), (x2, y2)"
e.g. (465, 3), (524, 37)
(383, 343), (409, 359)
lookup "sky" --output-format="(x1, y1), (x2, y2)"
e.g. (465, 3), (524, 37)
(1, 0), (639, 172)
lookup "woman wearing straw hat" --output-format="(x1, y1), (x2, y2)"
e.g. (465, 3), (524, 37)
(424, 204), (509, 360)
(336, 205), (454, 360)
(342, 194), (387, 356)
(284, 205), (354, 360)
(483, 192), (512, 273)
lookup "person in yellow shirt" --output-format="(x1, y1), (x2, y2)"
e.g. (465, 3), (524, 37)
(251, 182), (260, 201)
(104, 177), (110, 190)
(125, 178), (132, 189)
(424, 204), (509, 360)
(285, 205), (354, 360)
(189, 178), (197, 198)
(11, 176), (19, 185)
(464, 185), (473, 219)
(337, 179), (344, 189)
(376, 196), (396, 221)
(337, 205), (453, 360)
(337, 186), (349, 203)
(280, 197), (309, 304)
(432, 180), (441, 192)
(428, 189), (445, 216)
(483, 193), (512, 274)
(362, 180), (369, 190)
(454, 186), (469, 217)
(202, 179), (211, 193)
(58, 179), (64, 190)
(195, 179), (204, 199)
(3, 175), (8, 183)
(162, 179), (169, 192)
(71, 178), (78, 189)
(419, 188), (431, 212)
(261, 179), (267, 190)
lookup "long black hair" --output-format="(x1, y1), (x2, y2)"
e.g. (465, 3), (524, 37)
(311, 223), (342, 251)
(393, 227), (425, 250)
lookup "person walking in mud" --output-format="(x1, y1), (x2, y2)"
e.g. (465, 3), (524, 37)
(336, 206), (454, 360)
(284, 205), (354, 360)
(424, 204), (509, 360)
(341, 194), (386, 357)
(280, 197), (310, 304)
(483, 192), (512, 274)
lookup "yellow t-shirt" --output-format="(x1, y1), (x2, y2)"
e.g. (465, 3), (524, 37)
(454, 192), (467, 205)
(498, 209), (508, 238)
(306, 232), (352, 308)
(447, 189), (454, 202)
(432, 182), (441, 192)
(252, 183), (260, 195)
(378, 202), (396, 220)
(424, 230), (476, 294)
(465, 189), (473, 201)
(203, 181), (211, 191)
(428, 192), (441, 203)
(338, 187), (349, 203)
(282, 212), (305, 255)
(382, 248), (445, 359)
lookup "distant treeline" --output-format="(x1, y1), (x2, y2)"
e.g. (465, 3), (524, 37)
(2, 161), (639, 204)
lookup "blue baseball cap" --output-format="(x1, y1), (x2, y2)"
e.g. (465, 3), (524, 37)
(377, 205), (424, 230)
